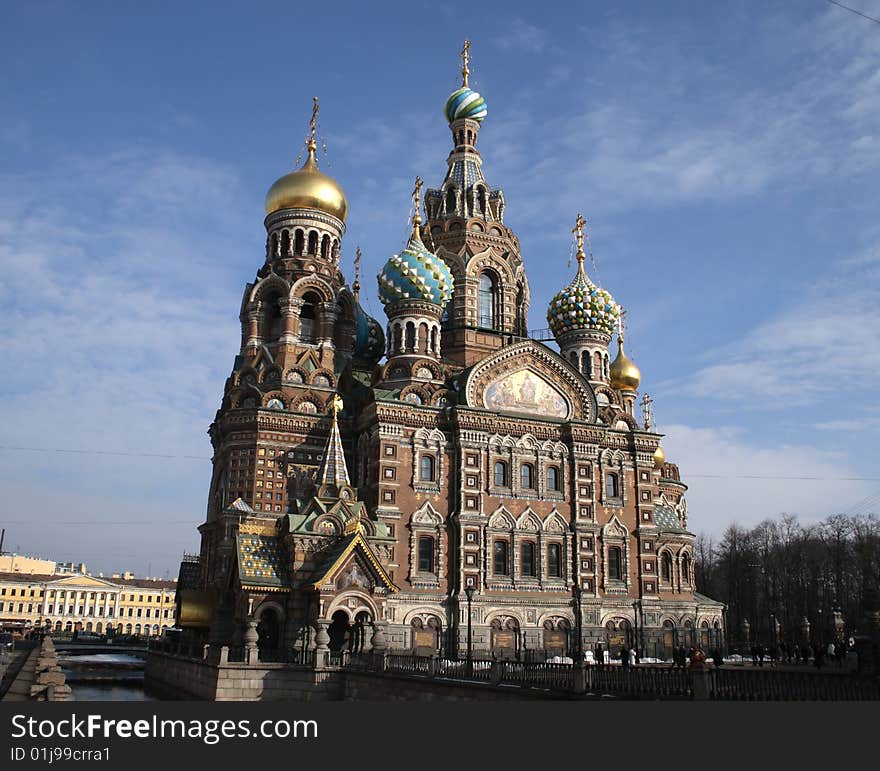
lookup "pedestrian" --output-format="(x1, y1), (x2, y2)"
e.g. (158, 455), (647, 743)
(595, 642), (605, 670)
(711, 647), (724, 667)
(621, 646), (631, 670)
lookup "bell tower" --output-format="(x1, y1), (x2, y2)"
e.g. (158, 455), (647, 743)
(424, 41), (530, 367)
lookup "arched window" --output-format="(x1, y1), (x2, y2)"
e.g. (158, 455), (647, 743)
(262, 295), (284, 343)
(445, 187), (456, 215)
(308, 230), (318, 254)
(321, 234), (330, 260)
(521, 463), (534, 489)
(681, 553), (690, 583)
(581, 350), (591, 377)
(476, 187), (487, 216)
(478, 273), (497, 329)
(608, 546), (622, 581)
(547, 543), (561, 578)
(405, 322), (416, 351)
(280, 230), (290, 255)
(547, 466), (559, 491)
(294, 230), (304, 254)
(430, 326), (438, 354)
(494, 461), (508, 487)
(493, 540), (509, 576)
(418, 536), (435, 573)
(300, 292), (319, 344)
(606, 472), (619, 498)
(521, 542), (536, 577)
(661, 552), (673, 582)
(419, 455), (435, 482)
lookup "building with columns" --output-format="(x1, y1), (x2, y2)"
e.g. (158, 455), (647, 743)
(0, 572), (177, 636)
(181, 43), (724, 662)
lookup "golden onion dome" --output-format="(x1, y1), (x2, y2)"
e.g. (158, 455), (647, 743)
(265, 142), (348, 221)
(609, 335), (641, 391)
(653, 445), (666, 469)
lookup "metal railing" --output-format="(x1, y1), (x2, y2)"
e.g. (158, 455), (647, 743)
(708, 667), (880, 701)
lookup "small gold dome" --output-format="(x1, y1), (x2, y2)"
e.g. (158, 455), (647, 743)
(609, 336), (641, 391)
(653, 445), (666, 469)
(265, 145), (348, 221)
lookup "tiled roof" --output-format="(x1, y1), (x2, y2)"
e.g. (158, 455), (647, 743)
(236, 533), (287, 589)
(654, 505), (689, 534)
(176, 558), (201, 591)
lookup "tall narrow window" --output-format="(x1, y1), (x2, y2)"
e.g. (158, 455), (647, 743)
(493, 541), (509, 576)
(521, 542), (536, 577)
(405, 322), (416, 351)
(547, 543), (561, 578)
(494, 461), (508, 487)
(419, 455), (435, 482)
(606, 472), (619, 498)
(608, 546), (622, 581)
(478, 273), (496, 329)
(299, 292), (319, 344)
(521, 463), (534, 489)
(681, 553), (690, 582)
(418, 536), (435, 573)
(661, 552), (672, 582)
(547, 467), (559, 491)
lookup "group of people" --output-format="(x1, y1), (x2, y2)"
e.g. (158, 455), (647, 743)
(746, 639), (852, 669)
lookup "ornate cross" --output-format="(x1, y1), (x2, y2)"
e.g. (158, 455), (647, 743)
(308, 96), (319, 147)
(641, 393), (654, 431)
(461, 39), (471, 87)
(353, 246), (362, 299)
(572, 213), (586, 259)
(331, 394), (344, 417)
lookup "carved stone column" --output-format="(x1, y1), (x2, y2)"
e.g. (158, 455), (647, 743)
(279, 297), (303, 345)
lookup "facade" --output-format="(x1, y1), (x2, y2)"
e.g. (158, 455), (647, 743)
(0, 572), (177, 635)
(183, 44), (723, 662)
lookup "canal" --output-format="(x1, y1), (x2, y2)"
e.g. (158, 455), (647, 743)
(59, 651), (156, 701)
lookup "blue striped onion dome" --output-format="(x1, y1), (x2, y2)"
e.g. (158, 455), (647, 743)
(353, 301), (385, 363)
(547, 266), (621, 338)
(445, 87), (488, 124)
(377, 235), (454, 308)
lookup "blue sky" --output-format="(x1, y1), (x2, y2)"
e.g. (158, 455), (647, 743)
(1, 1), (878, 578)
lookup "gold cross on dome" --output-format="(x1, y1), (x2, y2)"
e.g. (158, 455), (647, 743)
(641, 393), (654, 430)
(572, 213), (586, 259)
(461, 39), (471, 87)
(308, 96), (319, 147)
(331, 394), (344, 416)
(353, 246), (362, 299)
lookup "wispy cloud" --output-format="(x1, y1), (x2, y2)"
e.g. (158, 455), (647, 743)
(662, 423), (876, 534)
(494, 18), (548, 53)
(0, 146), (252, 575)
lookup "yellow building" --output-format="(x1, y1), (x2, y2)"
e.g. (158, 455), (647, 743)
(0, 554), (57, 575)
(0, 572), (177, 635)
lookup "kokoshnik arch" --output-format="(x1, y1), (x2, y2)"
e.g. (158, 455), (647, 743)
(177, 42), (724, 661)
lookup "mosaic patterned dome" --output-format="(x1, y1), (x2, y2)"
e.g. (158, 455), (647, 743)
(353, 301), (385, 364)
(547, 265), (621, 338)
(445, 87), (487, 124)
(377, 234), (454, 308)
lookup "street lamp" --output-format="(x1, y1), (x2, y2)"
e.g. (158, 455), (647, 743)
(572, 585), (584, 664)
(465, 586), (475, 676)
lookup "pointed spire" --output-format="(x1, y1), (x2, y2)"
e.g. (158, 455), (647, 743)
(411, 176), (424, 240)
(353, 246), (362, 301)
(461, 39), (471, 87)
(318, 394), (350, 490)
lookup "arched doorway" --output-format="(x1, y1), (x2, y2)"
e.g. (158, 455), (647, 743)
(54, 621), (62, 632)
(257, 607), (281, 652)
(490, 617), (519, 660)
(351, 611), (372, 653)
(328, 610), (350, 652)
(605, 619), (627, 659)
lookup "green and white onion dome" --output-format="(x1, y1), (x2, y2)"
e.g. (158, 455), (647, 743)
(445, 87), (488, 124)
(377, 234), (454, 308)
(547, 265), (621, 338)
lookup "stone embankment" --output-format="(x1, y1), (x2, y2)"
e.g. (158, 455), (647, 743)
(1, 637), (71, 701)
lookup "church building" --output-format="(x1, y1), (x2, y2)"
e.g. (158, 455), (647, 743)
(179, 43), (724, 662)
